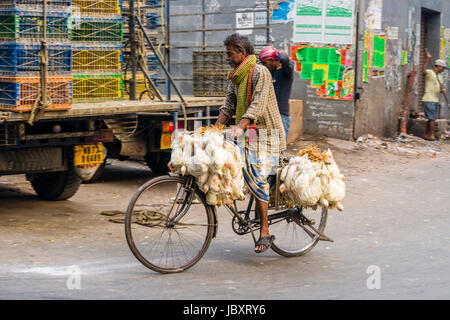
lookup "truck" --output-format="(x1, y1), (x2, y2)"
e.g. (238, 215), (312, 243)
(0, 0), (227, 200)
(0, 97), (223, 200)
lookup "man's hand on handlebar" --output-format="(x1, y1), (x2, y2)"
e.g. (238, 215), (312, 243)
(229, 118), (251, 139)
(228, 126), (244, 139)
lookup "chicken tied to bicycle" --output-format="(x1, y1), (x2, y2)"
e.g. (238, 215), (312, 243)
(167, 125), (345, 211)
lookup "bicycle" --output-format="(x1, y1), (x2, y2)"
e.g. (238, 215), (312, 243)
(124, 162), (334, 274)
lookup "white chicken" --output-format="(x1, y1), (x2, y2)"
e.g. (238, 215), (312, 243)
(187, 145), (209, 178)
(278, 148), (345, 211)
(168, 148), (184, 171)
(169, 128), (248, 207)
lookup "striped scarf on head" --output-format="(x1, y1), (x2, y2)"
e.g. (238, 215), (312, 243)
(227, 54), (257, 124)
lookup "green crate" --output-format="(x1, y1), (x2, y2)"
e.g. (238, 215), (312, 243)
(71, 19), (123, 43)
(0, 15), (18, 39)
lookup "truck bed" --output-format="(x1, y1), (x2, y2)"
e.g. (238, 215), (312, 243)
(0, 97), (225, 123)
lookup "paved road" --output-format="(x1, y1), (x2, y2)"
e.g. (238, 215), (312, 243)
(0, 157), (449, 300)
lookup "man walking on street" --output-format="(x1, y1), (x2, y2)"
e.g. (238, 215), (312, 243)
(215, 33), (286, 253)
(422, 50), (447, 141)
(259, 46), (294, 141)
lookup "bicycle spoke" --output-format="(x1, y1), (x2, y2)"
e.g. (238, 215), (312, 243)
(269, 206), (328, 257)
(297, 223), (317, 239)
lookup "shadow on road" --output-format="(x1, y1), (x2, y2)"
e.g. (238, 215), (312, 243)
(83, 161), (157, 184)
(0, 184), (36, 201)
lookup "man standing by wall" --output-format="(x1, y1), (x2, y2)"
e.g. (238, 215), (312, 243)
(259, 46), (294, 141)
(422, 50), (447, 141)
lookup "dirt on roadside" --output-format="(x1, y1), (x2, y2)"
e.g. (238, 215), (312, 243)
(286, 133), (450, 177)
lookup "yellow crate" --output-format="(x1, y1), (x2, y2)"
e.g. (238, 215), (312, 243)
(124, 73), (158, 100)
(72, 0), (121, 16)
(73, 73), (123, 103)
(73, 47), (122, 73)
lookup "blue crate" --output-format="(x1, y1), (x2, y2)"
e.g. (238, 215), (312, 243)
(145, 0), (159, 7)
(0, 43), (72, 75)
(0, 80), (19, 106)
(145, 11), (160, 28)
(147, 54), (159, 72)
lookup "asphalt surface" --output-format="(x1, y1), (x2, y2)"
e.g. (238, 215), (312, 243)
(0, 157), (449, 300)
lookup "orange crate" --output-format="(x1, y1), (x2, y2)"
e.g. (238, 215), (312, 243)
(0, 76), (72, 112)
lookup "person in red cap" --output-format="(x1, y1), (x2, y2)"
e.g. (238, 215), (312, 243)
(259, 46), (294, 141)
(422, 50), (447, 141)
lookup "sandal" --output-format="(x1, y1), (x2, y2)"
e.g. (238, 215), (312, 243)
(254, 235), (275, 253)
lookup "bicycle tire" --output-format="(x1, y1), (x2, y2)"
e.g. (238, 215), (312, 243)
(270, 206), (328, 257)
(125, 175), (215, 273)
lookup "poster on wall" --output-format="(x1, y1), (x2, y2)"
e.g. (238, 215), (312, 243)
(324, 0), (355, 44)
(293, 0), (355, 45)
(271, 0), (296, 23)
(293, 0), (324, 42)
(365, 0), (383, 31)
(291, 45), (354, 100)
(236, 11), (254, 35)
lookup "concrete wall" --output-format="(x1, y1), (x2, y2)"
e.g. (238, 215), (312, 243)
(355, 0), (450, 138)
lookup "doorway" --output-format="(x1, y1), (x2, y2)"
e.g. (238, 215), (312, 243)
(415, 8), (441, 116)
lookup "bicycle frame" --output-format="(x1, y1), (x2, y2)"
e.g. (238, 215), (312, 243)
(167, 170), (296, 244)
(167, 168), (334, 245)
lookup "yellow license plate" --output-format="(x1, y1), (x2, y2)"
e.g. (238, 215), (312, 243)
(74, 144), (104, 166)
(160, 133), (172, 150)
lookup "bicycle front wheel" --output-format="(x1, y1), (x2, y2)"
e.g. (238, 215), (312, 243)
(125, 175), (215, 273)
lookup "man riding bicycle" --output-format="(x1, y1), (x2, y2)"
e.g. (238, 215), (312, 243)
(215, 33), (286, 253)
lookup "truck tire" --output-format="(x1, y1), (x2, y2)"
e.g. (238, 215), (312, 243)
(145, 152), (170, 174)
(26, 167), (82, 201)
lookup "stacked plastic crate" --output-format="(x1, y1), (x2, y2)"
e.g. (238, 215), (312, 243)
(192, 51), (231, 97)
(0, 0), (72, 111)
(144, 0), (162, 90)
(71, 0), (124, 102)
(121, 0), (161, 99)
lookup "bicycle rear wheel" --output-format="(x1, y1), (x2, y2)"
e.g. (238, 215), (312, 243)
(270, 206), (328, 257)
(125, 175), (215, 273)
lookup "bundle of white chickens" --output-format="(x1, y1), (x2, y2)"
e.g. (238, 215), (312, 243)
(279, 145), (345, 211)
(167, 125), (246, 207)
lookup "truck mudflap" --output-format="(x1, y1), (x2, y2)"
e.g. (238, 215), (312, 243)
(74, 144), (107, 181)
(0, 147), (66, 175)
